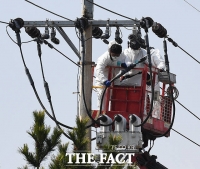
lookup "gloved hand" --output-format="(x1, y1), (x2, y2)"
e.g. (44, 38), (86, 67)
(104, 80), (111, 87)
(121, 63), (127, 68)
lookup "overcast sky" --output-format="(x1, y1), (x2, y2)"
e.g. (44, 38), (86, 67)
(0, 0), (200, 168)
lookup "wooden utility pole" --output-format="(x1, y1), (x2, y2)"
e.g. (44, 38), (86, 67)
(78, 0), (93, 151)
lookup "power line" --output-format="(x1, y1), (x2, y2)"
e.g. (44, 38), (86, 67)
(43, 40), (80, 67)
(160, 86), (200, 121)
(177, 45), (200, 64)
(6, 26), (40, 45)
(172, 128), (200, 147)
(184, 0), (200, 13)
(16, 39), (73, 140)
(167, 37), (200, 64)
(0, 20), (9, 24)
(25, 0), (75, 22)
(85, 0), (136, 21)
(175, 100), (200, 121)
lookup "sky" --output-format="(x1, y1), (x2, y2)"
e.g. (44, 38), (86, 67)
(0, 0), (200, 168)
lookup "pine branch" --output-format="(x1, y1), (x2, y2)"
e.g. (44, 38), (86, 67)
(18, 144), (37, 167)
(49, 143), (70, 169)
(19, 111), (63, 168)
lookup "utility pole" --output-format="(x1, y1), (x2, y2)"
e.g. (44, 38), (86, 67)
(78, 0), (94, 151)
(23, 0), (138, 152)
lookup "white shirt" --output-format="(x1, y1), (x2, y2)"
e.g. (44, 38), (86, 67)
(95, 51), (126, 86)
(121, 48), (147, 86)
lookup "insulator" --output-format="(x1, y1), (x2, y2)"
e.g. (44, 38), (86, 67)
(92, 27), (103, 39)
(99, 115), (112, 132)
(129, 114), (141, 132)
(114, 114), (126, 132)
(51, 38), (60, 45)
(25, 26), (41, 38)
(102, 39), (109, 44)
(50, 28), (60, 45)
(9, 18), (24, 32)
(75, 17), (89, 30)
(152, 23), (167, 38)
(14, 18), (24, 28)
(101, 19), (110, 40)
(115, 27), (123, 44)
(140, 17), (154, 29)
(41, 26), (50, 39)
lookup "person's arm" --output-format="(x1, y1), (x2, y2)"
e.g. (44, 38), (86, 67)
(151, 49), (165, 69)
(95, 53), (109, 84)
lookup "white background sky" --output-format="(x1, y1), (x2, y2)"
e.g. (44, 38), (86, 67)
(0, 0), (200, 168)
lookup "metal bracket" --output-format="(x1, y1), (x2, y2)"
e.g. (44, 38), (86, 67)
(24, 20), (140, 27)
(55, 26), (81, 59)
(78, 61), (95, 65)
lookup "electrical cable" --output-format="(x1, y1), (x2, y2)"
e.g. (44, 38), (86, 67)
(172, 128), (200, 147)
(98, 53), (154, 128)
(148, 140), (154, 153)
(22, 39), (35, 44)
(31, 83), (73, 131)
(43, 40), (80, 67)
(76, 27), (93, 42)
(123, 26), (132, 30)
(77, 31), (81, 116)
(175, 100), (200, 120)
(7, 27), (77, 134)
(31, 83), (73, 140)
(184, 0), (200, 13)
(19, 46), (27, 68)
(51, 45), (80, 67)
(175, 99), (200, 121)
(6, 26), (35, 44)
(149, 39), (176, 138)
(25, 0), (75, 22)
(85, 0), (136, 21)
(6, 25), (18, 45)
(91, 137), (96, 141)
(160, 86), (200, 121)
(36, 41), (74, 137)
(78, 25), (116, 127)
(81, 49), (116, 126)
(75, 27), (81, 40)
(134, 33), (155, 127)
(91, 128), (97, 141)
(85, 36), (94, 41)
(167, 37), (200, 64)
(177, 45), (200, 64)
(11, 30), (73, 140)
(0, 20), (9, 24)
(18, 44), (73, 133)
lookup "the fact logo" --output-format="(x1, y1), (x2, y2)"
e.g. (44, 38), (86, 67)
(65, 153), (134, 165)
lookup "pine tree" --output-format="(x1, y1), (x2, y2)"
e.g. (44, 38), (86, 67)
(49, 116), (93, 169)
(49, 143), (70, 169)
(18, 110), (62, 169)
(68, 116), (89, 152)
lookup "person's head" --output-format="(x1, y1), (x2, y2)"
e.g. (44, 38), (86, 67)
(129, 37), (145, 51)
(109, 44), (122, 61)
(129, 40), (141, 50)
